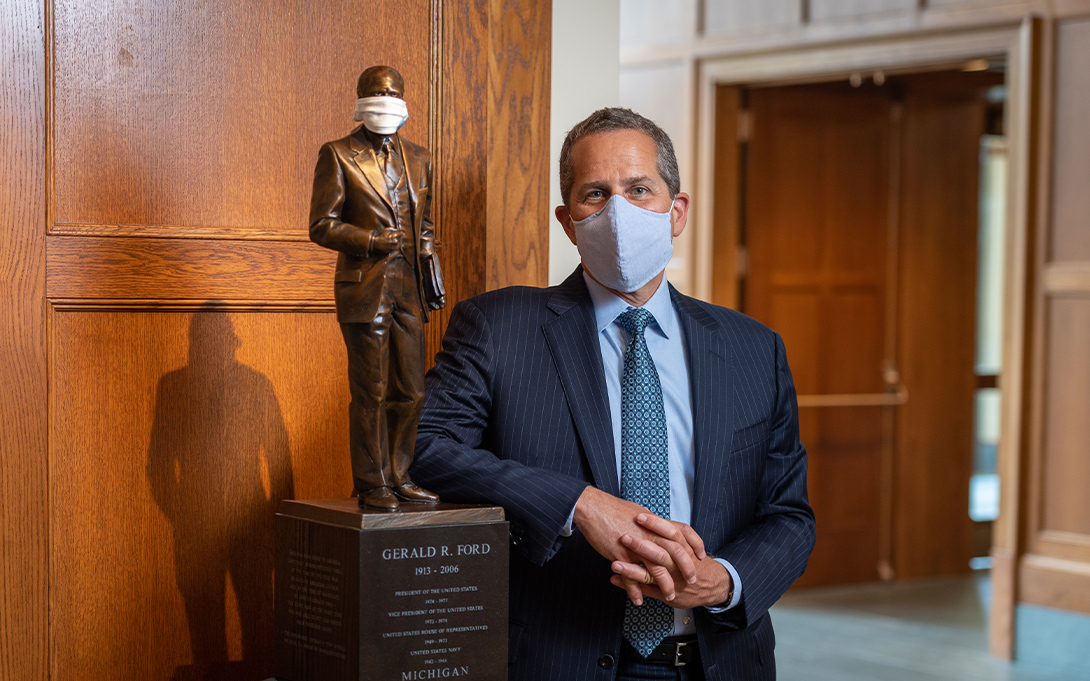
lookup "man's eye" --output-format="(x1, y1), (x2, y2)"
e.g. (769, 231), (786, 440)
(631, 187), (648, 196)
(585, 190), (604, 200)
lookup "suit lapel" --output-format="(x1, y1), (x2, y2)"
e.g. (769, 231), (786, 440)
(672, 289), (733, 536)
(395, 134), (419, 215)
(349, 130), (395, 214)
(395, 135), (425, 261)
(542, 270), (620, 496)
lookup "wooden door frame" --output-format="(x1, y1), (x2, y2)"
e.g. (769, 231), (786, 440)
(691, 19), (1039, 659)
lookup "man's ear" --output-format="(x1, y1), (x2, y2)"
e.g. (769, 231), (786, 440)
(670, 192), (690, 239)
(556, 205), (578, 246)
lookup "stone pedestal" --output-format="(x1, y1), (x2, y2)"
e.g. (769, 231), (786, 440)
(274, 499), (508, 681)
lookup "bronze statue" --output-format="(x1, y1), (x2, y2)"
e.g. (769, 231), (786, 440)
(309, 65), (445, 511)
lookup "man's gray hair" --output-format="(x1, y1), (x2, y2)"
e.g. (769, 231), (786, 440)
(559, 107), (680, 207)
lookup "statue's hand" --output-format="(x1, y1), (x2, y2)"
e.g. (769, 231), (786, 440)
(371, 228), (403, 254)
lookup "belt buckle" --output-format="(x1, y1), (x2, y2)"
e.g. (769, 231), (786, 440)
(673, 640), (689, 667)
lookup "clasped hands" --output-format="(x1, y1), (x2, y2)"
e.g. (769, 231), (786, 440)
(573, 486), (731, 609)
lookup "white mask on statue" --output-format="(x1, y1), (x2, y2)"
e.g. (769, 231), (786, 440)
(573, 194), (675, 293)
(354, 96), (409, 135)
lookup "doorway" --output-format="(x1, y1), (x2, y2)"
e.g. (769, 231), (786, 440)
(713, 68), (1005, 587)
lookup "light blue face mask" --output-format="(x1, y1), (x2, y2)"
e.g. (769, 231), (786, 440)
(573, 194), (674, 293)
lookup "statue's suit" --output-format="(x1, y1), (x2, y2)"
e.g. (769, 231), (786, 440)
(310, 125), (434, 493)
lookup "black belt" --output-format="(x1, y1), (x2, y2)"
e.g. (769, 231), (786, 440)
(624, 636), (700, 666)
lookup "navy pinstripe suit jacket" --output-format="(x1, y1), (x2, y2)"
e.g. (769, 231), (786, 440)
(412, 268), (815, 681)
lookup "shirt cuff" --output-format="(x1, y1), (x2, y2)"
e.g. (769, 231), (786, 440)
(560, 503), (576, 537)
(705, 558), (742, 612)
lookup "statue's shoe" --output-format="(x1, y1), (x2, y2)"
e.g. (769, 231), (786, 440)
(393, 482), (440, 503)
(359, 486), (399, 511)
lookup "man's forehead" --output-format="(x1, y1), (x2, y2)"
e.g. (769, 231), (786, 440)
(571, 129), (660, 179)
(573, 128), (656, 154)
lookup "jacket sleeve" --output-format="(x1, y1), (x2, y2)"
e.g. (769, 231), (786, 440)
(418, 154), (435, 260)
(412, 299), (589, 566)
(308, 142), (372, 257)
(706, 333), (816, 631)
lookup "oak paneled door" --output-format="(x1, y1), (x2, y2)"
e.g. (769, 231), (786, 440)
(745, 85), (896, 586)
(1, 0), (551, 679)
(742, 74), (992, 586)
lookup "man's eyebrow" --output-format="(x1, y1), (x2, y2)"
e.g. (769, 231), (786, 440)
(575, 175), (658, 194)
(575, 179), (609, 194)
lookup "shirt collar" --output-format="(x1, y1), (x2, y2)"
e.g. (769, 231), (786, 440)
(582, 270), (677, 340)
(358, 126), (393, 152)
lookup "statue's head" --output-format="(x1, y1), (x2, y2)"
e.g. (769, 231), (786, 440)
(357, 66), (405, 100)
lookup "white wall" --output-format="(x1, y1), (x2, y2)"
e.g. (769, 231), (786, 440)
(618, 62), (695, 294)
(549, 0), (621, 285)
(618, 0), (698, 295)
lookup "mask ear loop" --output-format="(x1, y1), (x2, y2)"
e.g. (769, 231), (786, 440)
(668, 197), (678, 242)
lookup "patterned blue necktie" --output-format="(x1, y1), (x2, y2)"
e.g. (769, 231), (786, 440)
(616, 307), (673, 657)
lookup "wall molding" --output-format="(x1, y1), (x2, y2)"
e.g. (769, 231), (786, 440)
(1020, 553), (1090, 614)
(1039, 530), (1090, 548)
(1042, 262), (1090, 294)
(48, 299), (334, 312)
(45, 235), (336, 302)
(623, 1), (1090, 68)
(49, 224), (311, 242)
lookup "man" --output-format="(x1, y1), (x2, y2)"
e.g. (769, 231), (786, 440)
(309, 65), (441, 510)
(412, 108), (814, 680)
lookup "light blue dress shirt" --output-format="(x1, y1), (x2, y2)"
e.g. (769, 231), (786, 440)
(569, 272), (741, 636)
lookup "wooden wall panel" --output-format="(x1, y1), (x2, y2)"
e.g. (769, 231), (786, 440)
(894, 82), (982, 578)
(1040, 298), (1090, 537)
(0, 0), (555, 678)
(50, 310), (350, 680)
(428, 0), (488, 358)
(427, 0), (552, 353)
(435, 0), (487, 324)
(485, 0), (551, 290)
(0, 2), (48, 680)
(51, 0), (430, 233)
(1048, 18), (1090, 262)
(1017, 15), (1090, 618)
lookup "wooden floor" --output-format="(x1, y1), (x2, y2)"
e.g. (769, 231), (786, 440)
(772, 574), (1088, 680)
